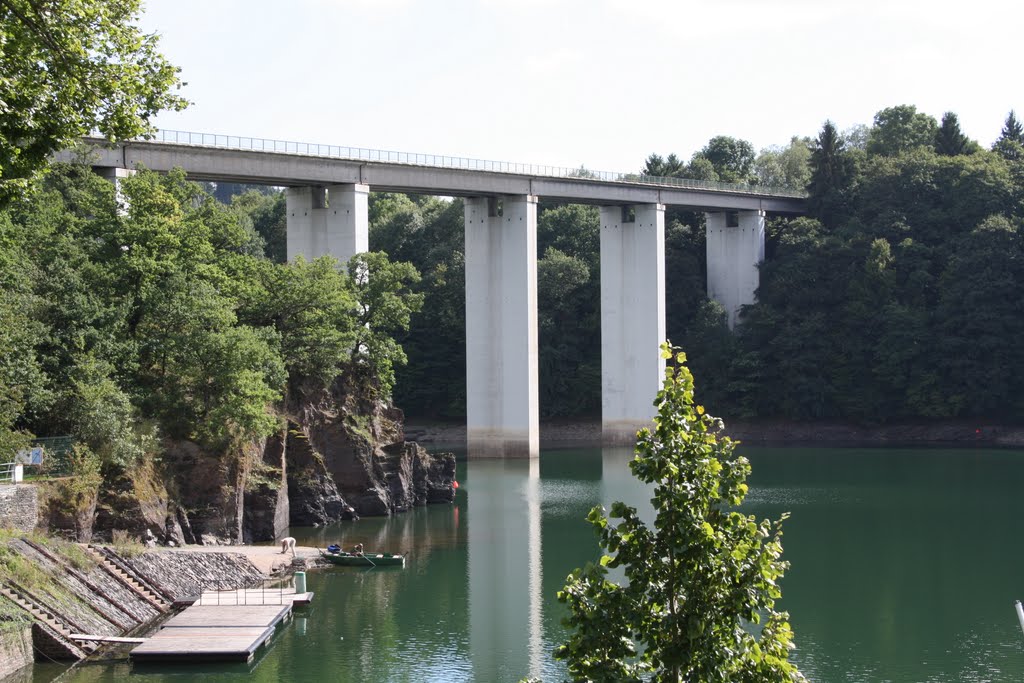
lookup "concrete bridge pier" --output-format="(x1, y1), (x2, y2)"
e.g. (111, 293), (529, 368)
(285, 184), (369, 264)
(705, 209), (765, 329)
(97, 167), (136, 216)
(286, 186), (325, 261)
(464, 195), (540, 457)
(599, 203), (666, 444)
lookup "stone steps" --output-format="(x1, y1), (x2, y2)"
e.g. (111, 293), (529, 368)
(85, 546), (173, 612)
(0, 585), (94, 658)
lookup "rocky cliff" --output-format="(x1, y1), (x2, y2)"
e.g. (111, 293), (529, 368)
(285, 376), (456, 525)
(44, 376), (456, 545)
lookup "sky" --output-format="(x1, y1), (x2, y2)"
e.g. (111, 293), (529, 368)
(140, 0), (1023, 174)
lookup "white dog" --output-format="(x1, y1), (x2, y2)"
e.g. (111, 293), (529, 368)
(280, 536), (296, 555)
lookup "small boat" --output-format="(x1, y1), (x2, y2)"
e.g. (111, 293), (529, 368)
(320, 548), (405, 567)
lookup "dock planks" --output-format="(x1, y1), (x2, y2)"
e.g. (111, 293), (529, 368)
(130, 588), (312, 662)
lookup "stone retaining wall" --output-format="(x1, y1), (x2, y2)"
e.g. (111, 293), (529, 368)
(0, 627), (32, 680)
(0, 487), (38, 532)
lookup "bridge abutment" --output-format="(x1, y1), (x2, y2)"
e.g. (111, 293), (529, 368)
(705, 209), (765, 329)
(464, 195), (540, 457)
(600, 204), (667, 444)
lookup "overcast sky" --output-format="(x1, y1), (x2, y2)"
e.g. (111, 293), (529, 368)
(140, 0), (1022, 174)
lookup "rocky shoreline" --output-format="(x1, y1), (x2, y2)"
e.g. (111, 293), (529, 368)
(406, 418), (1024, 449)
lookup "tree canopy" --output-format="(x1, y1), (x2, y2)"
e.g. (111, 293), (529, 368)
(695, 136), (757, 184)
(0, 0), (187, 203)
(866, 105), (938, 157)
(934, 112), (975, 156)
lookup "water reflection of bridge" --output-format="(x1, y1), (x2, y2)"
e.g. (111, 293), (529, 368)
(467, 447), (654, 680)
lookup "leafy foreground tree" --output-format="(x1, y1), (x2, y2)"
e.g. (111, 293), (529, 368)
(0, 0), (187, 203)
(553, 346), (804, 683)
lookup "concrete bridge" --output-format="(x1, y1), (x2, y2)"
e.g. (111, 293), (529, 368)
(66, 131), (805, 457)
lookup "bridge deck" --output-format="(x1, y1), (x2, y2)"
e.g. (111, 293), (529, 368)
(68, 136), (805, 214)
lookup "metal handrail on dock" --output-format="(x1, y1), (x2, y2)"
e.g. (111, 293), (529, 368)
(195, 584), (287, 606)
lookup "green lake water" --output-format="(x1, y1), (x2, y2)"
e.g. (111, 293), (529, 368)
(34, 446), (1024, 682)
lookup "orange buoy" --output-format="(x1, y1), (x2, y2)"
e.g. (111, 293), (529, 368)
(453, 480), (459, 489)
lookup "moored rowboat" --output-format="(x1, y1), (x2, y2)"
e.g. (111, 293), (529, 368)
(320, 549), (405, 567)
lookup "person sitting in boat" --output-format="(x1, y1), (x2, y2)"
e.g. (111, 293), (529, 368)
(352, 543), (364, 555)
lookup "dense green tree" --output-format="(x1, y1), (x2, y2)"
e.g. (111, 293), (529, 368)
(642, 152), (720, 183)
(935, 216), (1024, 417)
(346, 251), (424, 400)
(678, 299), (737, 410)
(857, 148), (1013, 246)
(866, 105), (939, 157)
(536, 204), (601, 416)
(694, 135), (756, 184)
(1000, 111), (1023, 144)
(843, 124), (870, 150)
(556, 346), (803, 682)
(0, 0), (187, 202)
(807, 121), (856, 227)
(643, 153), (686, 178)
(60, 354), (149, 466)
(993, 110), (1024, 162)
(663, 218), (709, 352)
(232, 190), (285, 262)
(538, 203), (599, 267)
(537, 248), (599, 417)
(755, 136), (812, 190)
(0, 283), (44, 459)
(934, 112), (974, 156)
(236, 256), (356, 389)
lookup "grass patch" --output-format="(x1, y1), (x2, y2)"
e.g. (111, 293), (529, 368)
(111, 529), (145, 559)
(0, 596), (30, 633)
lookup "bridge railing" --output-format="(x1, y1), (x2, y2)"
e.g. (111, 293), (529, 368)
(148, 129), (806, 199)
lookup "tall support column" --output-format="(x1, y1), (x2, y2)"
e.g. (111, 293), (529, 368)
(464, 195), (539, 457)
(286, 186), (322, 261)
(705, 209), (765, 328)
(600, 203), (666, 444)
(286, 184), (368, 265)
(97, 167), (136, 216)
(325, 183), (370, 266)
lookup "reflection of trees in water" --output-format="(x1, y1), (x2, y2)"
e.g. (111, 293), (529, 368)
(307, 503), (469, 678)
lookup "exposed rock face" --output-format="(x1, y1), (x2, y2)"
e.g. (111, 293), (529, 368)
(286, 377), (456, 523)
(284, 421), (349, 526)
(163, 441), (246, 544)
(242, 430), (290, 544)
(93, 457), (174, 544)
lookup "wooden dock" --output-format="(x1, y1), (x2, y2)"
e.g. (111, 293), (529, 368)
(130, 588), (313, 662)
